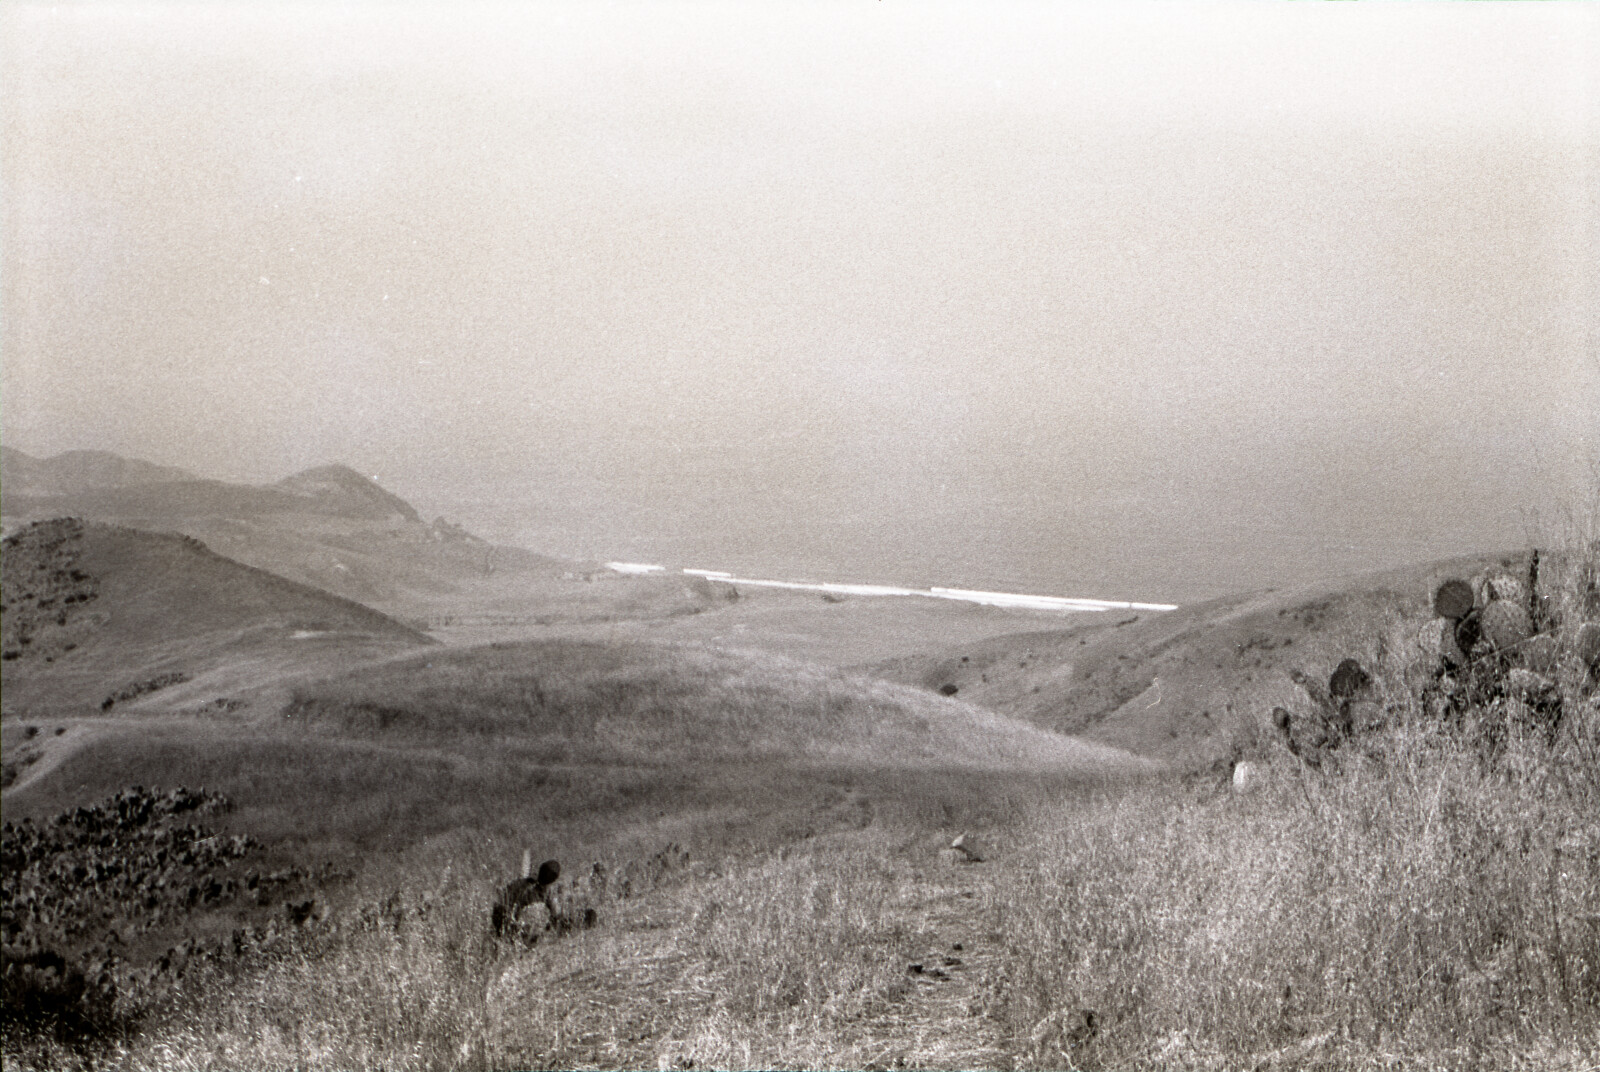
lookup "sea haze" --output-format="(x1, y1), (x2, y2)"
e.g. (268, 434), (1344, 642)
(3, 4), (1594, 606)
(425, 460), (1557, 606)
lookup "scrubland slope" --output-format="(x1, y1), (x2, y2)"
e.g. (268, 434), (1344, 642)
(6, 454), (1597, 1070)
(4, 627), (1150, 1071)
(873, 549), (1551, 769)
(44, 533), (1582, 1072)
(1, 519), (429, 717)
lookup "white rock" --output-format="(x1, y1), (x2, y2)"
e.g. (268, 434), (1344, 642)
(950, 834), (985, 862)
(1231, 761), (1264, 793)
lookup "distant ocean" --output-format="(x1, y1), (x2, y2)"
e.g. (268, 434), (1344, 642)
(482, 494), (1541, 607)
(600, 565), (1179, 613)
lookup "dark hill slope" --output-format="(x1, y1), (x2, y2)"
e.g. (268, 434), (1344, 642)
(1, 518), (430, 716)
(0, 451), (573, 620)
(870, 549), (1549, 770)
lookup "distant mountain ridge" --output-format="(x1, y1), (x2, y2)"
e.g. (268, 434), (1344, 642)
(0, 446), (573, 620)
(0, 447), (197, 498)
(2, 449), (419, 524)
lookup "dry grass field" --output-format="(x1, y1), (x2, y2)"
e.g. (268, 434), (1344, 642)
(12, 720), (1593, 1071)
(3, 630), (1152, 1070)
(5, 495), (1599, 1069)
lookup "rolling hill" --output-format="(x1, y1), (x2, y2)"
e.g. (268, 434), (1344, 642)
(0, 518), (431, 718)
(870, 548), (1557, 769)
(2, 622), (1155, 929)
(276, 637), (1152, 771)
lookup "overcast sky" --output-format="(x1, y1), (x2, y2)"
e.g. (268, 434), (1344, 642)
(3, 2), (1596, 599)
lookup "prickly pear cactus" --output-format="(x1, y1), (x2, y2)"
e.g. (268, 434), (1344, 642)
(1419, 617), (1467, 666)
(1479, 600), (1532, 653)
(1482, 574), (1526, 605)
(1420, 553), (1571, 746)
(1577, 622), (1600, 673)
(1433, 578), (1475, 621)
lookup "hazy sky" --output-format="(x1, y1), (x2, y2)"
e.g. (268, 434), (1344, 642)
(3, 2), (1597, 600)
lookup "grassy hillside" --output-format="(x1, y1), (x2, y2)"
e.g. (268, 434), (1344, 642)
(7, 504), (1596, 1070)
(163, 513), (580, 621)
(0, 451), (579, 623)
(11, 678), (1595, 1071)
(2, 633), (1149, 1066)
(276, 639), (1148, 771)
(1, 519), (429, 718)
(872, 549), (1562, 769)
(6, 635), (1150, 838)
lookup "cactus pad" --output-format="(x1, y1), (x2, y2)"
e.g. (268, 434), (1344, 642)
(1520, 633), (1560, 674)
(1433, 579), (1474, 620)
(1479, 600), (1532, 652)
(1328, 658), (1371, 699)
(1483, 575), (1526, 604)
(1436, 618), (1467, 666)
(1577, 622), (1600, 671)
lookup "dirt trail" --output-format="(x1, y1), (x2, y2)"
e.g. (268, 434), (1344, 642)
(484, 816), (1027, 1070)
(2, 720), (101, 794)
(842, 854), (1015, 1070)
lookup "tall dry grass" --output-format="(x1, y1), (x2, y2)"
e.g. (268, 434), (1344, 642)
(996, 528), (1600, 1070)
(55, 825), (1010, 1071)
(15, 719), (1595, 1070)
(996, 722), (1599, 1070)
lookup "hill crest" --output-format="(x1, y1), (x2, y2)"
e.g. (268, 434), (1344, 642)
(274, 464), (422, 523)
(2, 451), (422, 525)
